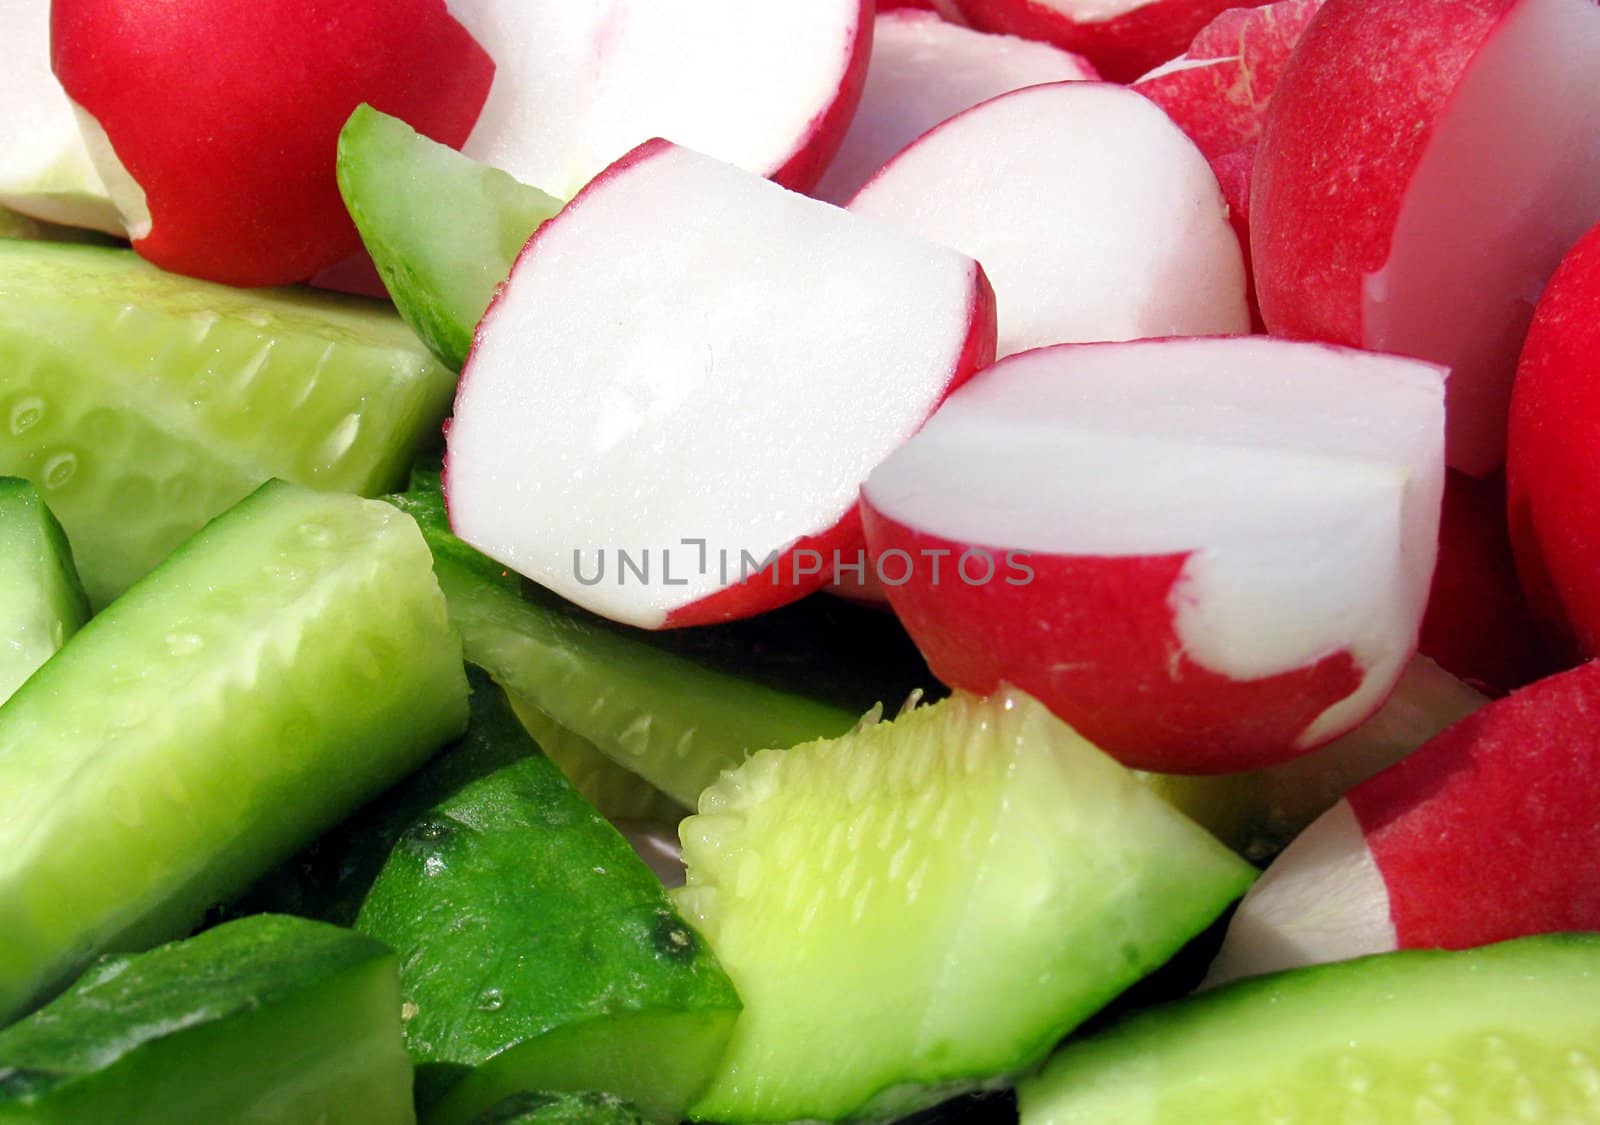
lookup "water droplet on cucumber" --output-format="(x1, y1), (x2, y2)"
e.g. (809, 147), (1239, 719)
(41, 452), (77, 490)
(8, 396), (44, 435)
(475, 987), (504, 1012)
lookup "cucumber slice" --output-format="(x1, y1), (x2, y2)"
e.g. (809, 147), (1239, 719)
(470, 1092), (649, 1125)
(0, 240), (457, 605)
(0, 481), (469, 1022)
(506, 694), (684, 822)
(0, 478), (89, 705)
(0, 915), (412, 1123)
(351, 672), (739, 1124)
(389, 468), (928, 807)
(337, 105), (563, 370)
(1020, 934), (1600, 1123)
(673, 688), (1257, 1123)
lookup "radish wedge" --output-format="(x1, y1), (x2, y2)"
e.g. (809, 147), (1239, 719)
(446, 140), (995, 629)
(848, 82), (1248, 359)
(861, 336), (1446, 774)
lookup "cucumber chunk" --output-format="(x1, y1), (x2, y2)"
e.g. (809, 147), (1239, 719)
(0, 478), (89, 705)
(389, 468), (929, 807)
(349, 672), (739, 1124)
(0, 481), (469, 1022)
(337, 105), (563, 370)
(0, 240), (457, 605)
(0, 914), (412, 1124)
(469, 1091), (649, 1125)
(673, 688), (1257, 1123)
(506, 694), (684, 822)
(1019, 934), (1600, 1123)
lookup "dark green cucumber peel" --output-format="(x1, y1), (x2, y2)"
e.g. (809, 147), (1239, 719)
(468, 1091), (651, 1125)
(0, 480), (469, 1022)
(1020, 934), (1600, 1123)
(0, 239), (457, 605)
(337, 105), (564, 370)
(0, 477), (90, 705)
(389, 465), (934, 807)
(343, 670), (739, 1124)
(0, 915), (412, 1124)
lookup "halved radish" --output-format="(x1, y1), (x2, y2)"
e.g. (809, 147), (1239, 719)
(1206, 658), (1600, 986)
(1252, 0), (1600, 476)
(445, 141), (996, 630)
(811, 11), (1096, 206)
(445, 0), (871, 198)
(848, 81), (1248, 360)
(0, 0), (118, 233)
(949, 0), (1271, 83)
(859, 336), (1446, 774)
(1132, 0), (1323, 162)
(52, 0), (494, 287)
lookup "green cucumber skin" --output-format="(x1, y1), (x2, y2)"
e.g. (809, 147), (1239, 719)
(350, 671), (738, 1125)
(337, 105), (564, 370)
(1020, 935), (1600, 1124)
(0, 240), (457, 606)
(0, 914), (413, 1124)
(0, 481), (468, 1022)
(0, 478), (90, 705)
(390, 467), (930, 807)
(468, 1091), (650, 1125)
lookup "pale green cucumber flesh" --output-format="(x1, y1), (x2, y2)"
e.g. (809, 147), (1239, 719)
(349, 672), (739, 1124)
(0, 239), (457, 605)
(0, 481), (468, 1022)
(337, 105), (563, 370)
(468, 1091), (650, 1125)
(674, 688), (1257, 1123)
(0, 477), (89, 705)
(0, 914), (412, 1124)
(1020, 935), (1600, 1124)
(507, 695), (685, 823)
(390, 467), (931, 808)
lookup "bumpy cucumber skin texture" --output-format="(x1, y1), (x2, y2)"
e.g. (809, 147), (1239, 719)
(675, 689), (1257, 1123)
(1021, 934), (1600, 1123)
(0, 477), (90, 705)
(469, 1091), (650, 1125)
(337, 105), (564, 371)
(389, 468), (926, 808)
(352, 671), (739, 1125)
(0, 914), (413, 1124)
(0, 481), (469, 1023)
(0, 240), (457, 605)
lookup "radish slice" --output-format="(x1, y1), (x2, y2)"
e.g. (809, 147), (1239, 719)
(445, 0), (871, 198)
(811, 10), (1096, 206)
(446, 141), (995, 630)
(860, 336), (1446, 774)
(849, 82), (1248, 359)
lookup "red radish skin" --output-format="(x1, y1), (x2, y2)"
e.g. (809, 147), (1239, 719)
(1252, 0), (1600, 475)
(1132, 0), (1323, 162)
(446, 140), (997, 629)
(1508, 222), (1600, 664)
(767, 0), (876, 193)
(951, 0), (1271, 83)
(859, 516), (1362, 773)
(52, 0), (493, 287)
(1419, 470), (1548, 694)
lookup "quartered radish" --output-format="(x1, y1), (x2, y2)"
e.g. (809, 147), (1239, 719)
(0, 240), (457, 606)
(848, 82), (1248, 359)
(949, 0), (1272, 82)
(0, 915), (412, 1124)
(1206, 658), (1600, 987)
(810, 10), (1096, 206)
(860, 336), (1447, 774)
(0, 481), (468, 1022)
(0, 0), (119, 233)
(337, 105), (564, 371)
(1022, 936), (1600, 1123)
(446, 140), (996, 629)
(0, 478), (90, 706)
(1253, 0), (1600, 476)
(444, 0), (871, 198)
(52, 0), (495, 286)
(673, 688), (1254, 1123)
